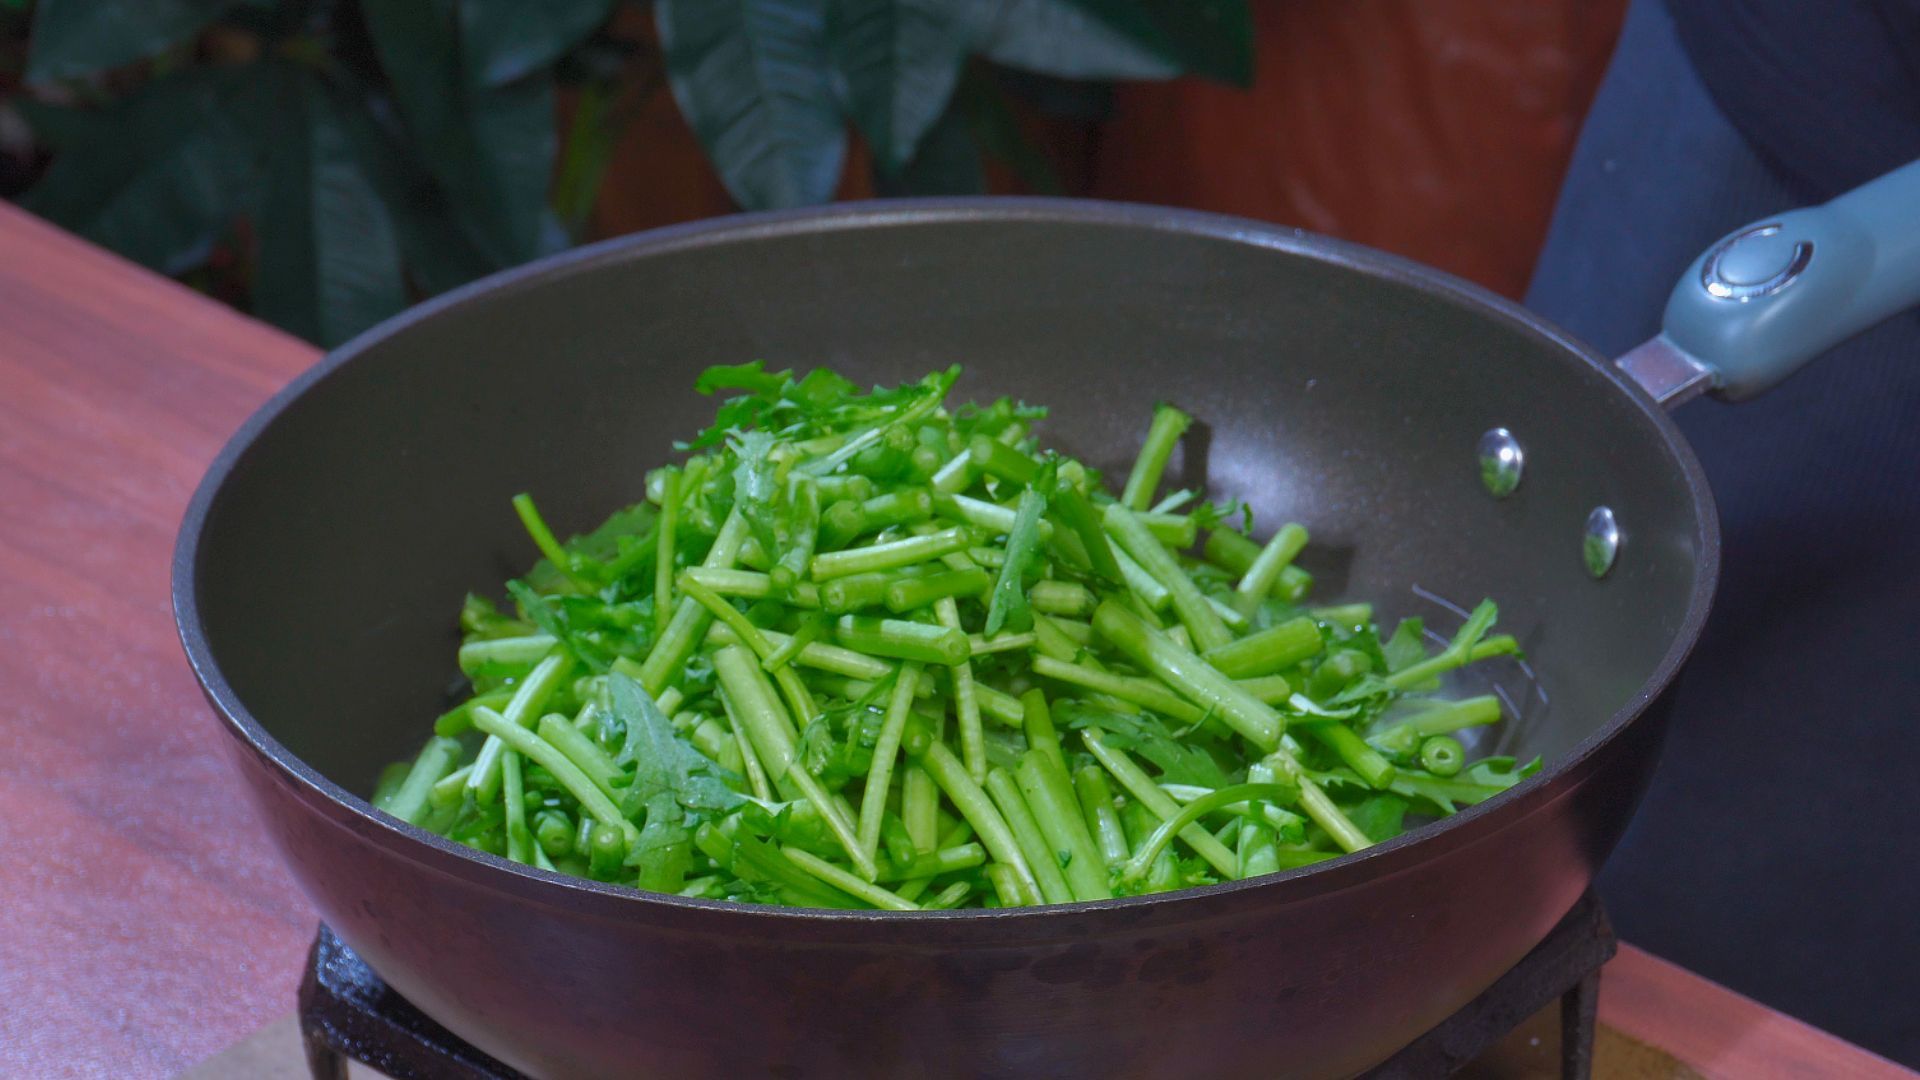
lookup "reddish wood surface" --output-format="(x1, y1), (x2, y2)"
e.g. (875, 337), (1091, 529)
(0, 205), (1907, 1080)
(0, 201), (320, 1078)
(1603, 945), (1916, 1079)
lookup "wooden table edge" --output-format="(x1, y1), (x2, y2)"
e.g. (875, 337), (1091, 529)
(1604, 944), (1916, 1078)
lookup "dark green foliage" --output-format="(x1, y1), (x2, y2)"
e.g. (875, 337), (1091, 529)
(12, 0), (1251, 344)
(26, 0), (237, 81)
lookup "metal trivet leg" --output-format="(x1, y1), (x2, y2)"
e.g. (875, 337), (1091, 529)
(1363, 890), (1617, 1079)
(301, 1028), (348, 1080)
(1560, 970), (1601, 1079)
(299, 926), (527, 1080)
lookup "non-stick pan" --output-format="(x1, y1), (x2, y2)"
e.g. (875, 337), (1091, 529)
(174, 160), (1920, 1078)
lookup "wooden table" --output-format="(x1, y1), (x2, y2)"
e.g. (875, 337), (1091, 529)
(0, 203), (1908, 1080)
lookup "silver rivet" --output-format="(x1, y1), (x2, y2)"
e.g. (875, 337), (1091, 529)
(1478, 428), (1524, 498)
(1584, 506), (1620, 578)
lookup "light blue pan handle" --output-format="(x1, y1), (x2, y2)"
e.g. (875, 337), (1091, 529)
(1615, 157), (1920, 406)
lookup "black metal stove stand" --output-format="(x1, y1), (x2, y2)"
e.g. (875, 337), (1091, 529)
(300, 891), (1614, 1080)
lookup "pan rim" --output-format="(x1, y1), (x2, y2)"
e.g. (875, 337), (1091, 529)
(172, 196), (1721, 928)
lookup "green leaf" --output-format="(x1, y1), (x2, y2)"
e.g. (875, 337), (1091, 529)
(729, 428), (784, 555)
(630, 792), (694, 888)
(560, 501), (661, 566)
(458, 0), (619, 87)
(1058, 0), (1253, 85)
(609, 672), (746, 815)
(18, 68), (259, 275)
(465, 76), (564, 259)
(990, 67), (1114, 120)
(460, 593), (534, 640)
(827, 0), (970, 171)
(1382, 618), (1427, 673)
(253, 68), (410, 346)
(1328, 673), (1392, 709)
(322, 68), (498, 298)
(730, 430), (780, 505)
(734, 798), (845, 859)
(953, 65), (1062, 195)
(1344, 793), (1410, 843)
(551, 75), (625, 238)
(507, 581), (651, 673)
(377, 162), (499, 297)
(1059, 704), (1233, 789)
(656, 0), (848, 209)
(1465, 755), (1542, 788)
(873, 96), (984, 196)
(25, 0), (236, 82)
(361, 0), (559, 266)
(985, 461), (1051, 635)
(800, 695), (887, 788)
(969, 0), (1178, 81)
(681, 361), (954, 452)
(1369, 756), (1540, 816)
(696, 359), (793, 397)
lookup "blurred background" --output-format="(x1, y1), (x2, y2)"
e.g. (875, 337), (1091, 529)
(0, 0), (1623, 346)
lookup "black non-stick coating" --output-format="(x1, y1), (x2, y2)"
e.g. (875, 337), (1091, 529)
(178, 200), (1717, 1077)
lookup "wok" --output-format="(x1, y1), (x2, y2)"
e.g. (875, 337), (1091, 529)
(174, 160), (1920, 1078)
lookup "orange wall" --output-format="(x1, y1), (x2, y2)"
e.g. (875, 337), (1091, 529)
(1092, 1), (1626, 297)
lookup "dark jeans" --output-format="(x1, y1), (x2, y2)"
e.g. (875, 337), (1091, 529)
(1526, 0), (1920, 1065)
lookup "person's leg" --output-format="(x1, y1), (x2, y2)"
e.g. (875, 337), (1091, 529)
(1526, 0), (1801, 350)
(1529, 0), (1920, 1065)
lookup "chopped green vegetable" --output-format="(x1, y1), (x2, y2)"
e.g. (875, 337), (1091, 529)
(1121, 403), (1192, 511)
(385, 366), (1529, 908)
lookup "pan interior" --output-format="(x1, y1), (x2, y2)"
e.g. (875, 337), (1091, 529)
(190, 207), (1708, 801)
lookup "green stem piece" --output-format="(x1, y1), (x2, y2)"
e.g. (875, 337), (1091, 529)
(834, 615), (970, 665)
(857, 662), (924, 870)
(935, 596), (988, 784)
(1030, 655), (1207, 724)
(470, 706), (634, 845)
(1119, 783), (1296, 883)
(1233, 523), (1309, 615)
(1016, 751), (1111, 901)
(713, 645), (872, 878)
(1203, 615), (1323, 678)
(1103, 503), (1232, 651)
(1029, 580), (1094, 617)
(1091, 599), (1281, 748)
(811, 527), (970, 581)
(984, 768), (1075, 904)
(654, 466), (682, 640)
(1074, 765), (1131, 868)
(885, 568), (992, 613)
(1081, 731), (1238, 877)
(913, 740), (1040, 902)
(467, 653), (575, 803)
(1121, 404), (1191, 511)
(536, 713), (623, 802)
(902, 763), (940, 852)
(512, 492), (583, 586)
(782, 847), (920, 911)
(379, 735), (462, 825)
(501, 750), (529, 864)
(1307, 724), (1398, 789)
